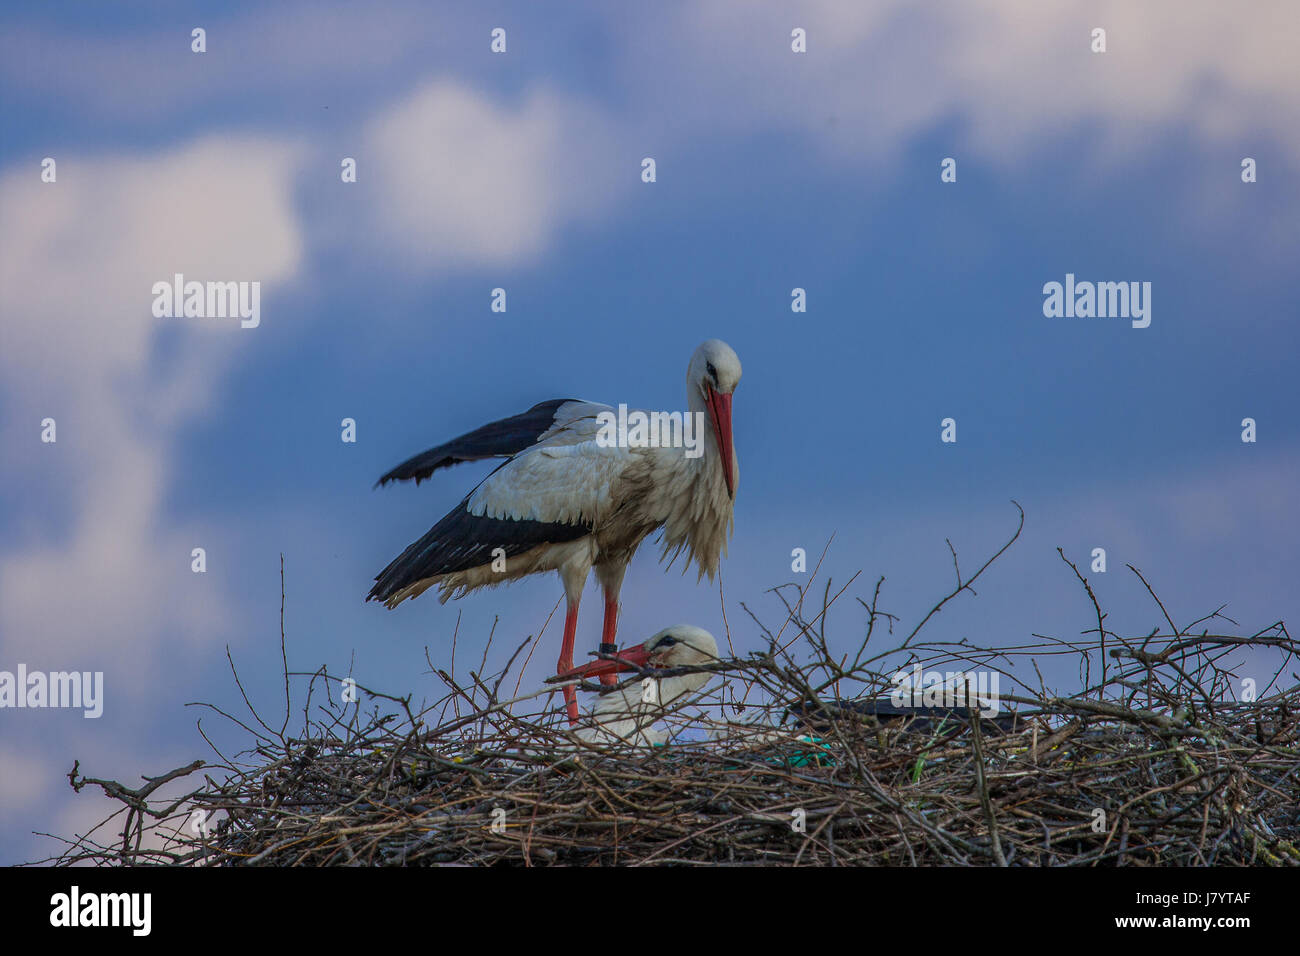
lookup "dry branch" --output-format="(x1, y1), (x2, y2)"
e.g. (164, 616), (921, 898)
(44, 510), (1300, 867)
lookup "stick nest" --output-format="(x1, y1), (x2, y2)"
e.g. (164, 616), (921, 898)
(47, 510), (1300, 866)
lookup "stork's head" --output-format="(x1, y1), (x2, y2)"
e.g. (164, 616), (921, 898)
(643, 625), (720, 669)
(562, 625), (720, 680)
(689, 340), (741, 499)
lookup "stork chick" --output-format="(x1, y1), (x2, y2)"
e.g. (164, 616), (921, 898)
(559, 625), (720, 746)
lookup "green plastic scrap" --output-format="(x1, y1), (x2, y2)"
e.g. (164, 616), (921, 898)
(776, 735), (835, 768)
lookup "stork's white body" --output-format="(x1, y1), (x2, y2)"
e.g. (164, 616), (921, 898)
(382, 396), (735, 607)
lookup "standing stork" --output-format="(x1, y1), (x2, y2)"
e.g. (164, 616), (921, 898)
(367, 339), (741, 725)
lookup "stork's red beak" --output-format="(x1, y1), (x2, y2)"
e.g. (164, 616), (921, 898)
(558, 644), (652, 681)
(705, 386), (735, 499)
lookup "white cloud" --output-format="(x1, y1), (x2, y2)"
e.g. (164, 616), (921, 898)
(632, 0), (1300, 166)
(362, 80), (624, 273)
(0, 135), (307, 861)
(0, 2), (466, 123)
(0, 136), (305, 669)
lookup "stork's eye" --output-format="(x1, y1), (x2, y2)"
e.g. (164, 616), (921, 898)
(705, 362), (717, 382)
(657, 635), (678, 648)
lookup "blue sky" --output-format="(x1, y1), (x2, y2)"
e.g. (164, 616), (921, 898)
(1, 1), (1297, 863)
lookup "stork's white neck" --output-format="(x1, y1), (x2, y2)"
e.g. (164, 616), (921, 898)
(629, 386), (735, 581)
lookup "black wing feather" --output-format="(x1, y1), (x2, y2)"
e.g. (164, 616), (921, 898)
(367, 498), (590, 603)
(374, 398), (578, 488)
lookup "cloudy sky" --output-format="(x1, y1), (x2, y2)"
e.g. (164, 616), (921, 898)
(1, 1), (1297, 863)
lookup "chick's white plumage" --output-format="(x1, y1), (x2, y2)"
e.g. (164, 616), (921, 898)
(576, 626), (720, 747)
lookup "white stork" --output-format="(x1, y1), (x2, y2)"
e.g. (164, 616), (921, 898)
(558, 625), (720, 746)
(367, 340), (742, 725)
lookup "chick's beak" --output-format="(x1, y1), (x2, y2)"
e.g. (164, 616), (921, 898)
(555, 644), (652, 682)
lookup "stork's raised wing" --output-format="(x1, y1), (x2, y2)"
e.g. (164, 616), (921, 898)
(367, 401), (631, 605)
(374, 398), (592, 487)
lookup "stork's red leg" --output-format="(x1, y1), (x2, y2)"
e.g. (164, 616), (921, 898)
(598, 595), (620, 688)
(556, 599), (581, 725)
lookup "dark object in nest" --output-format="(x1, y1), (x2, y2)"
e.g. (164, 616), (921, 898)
(791, 698), (1025, 736)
